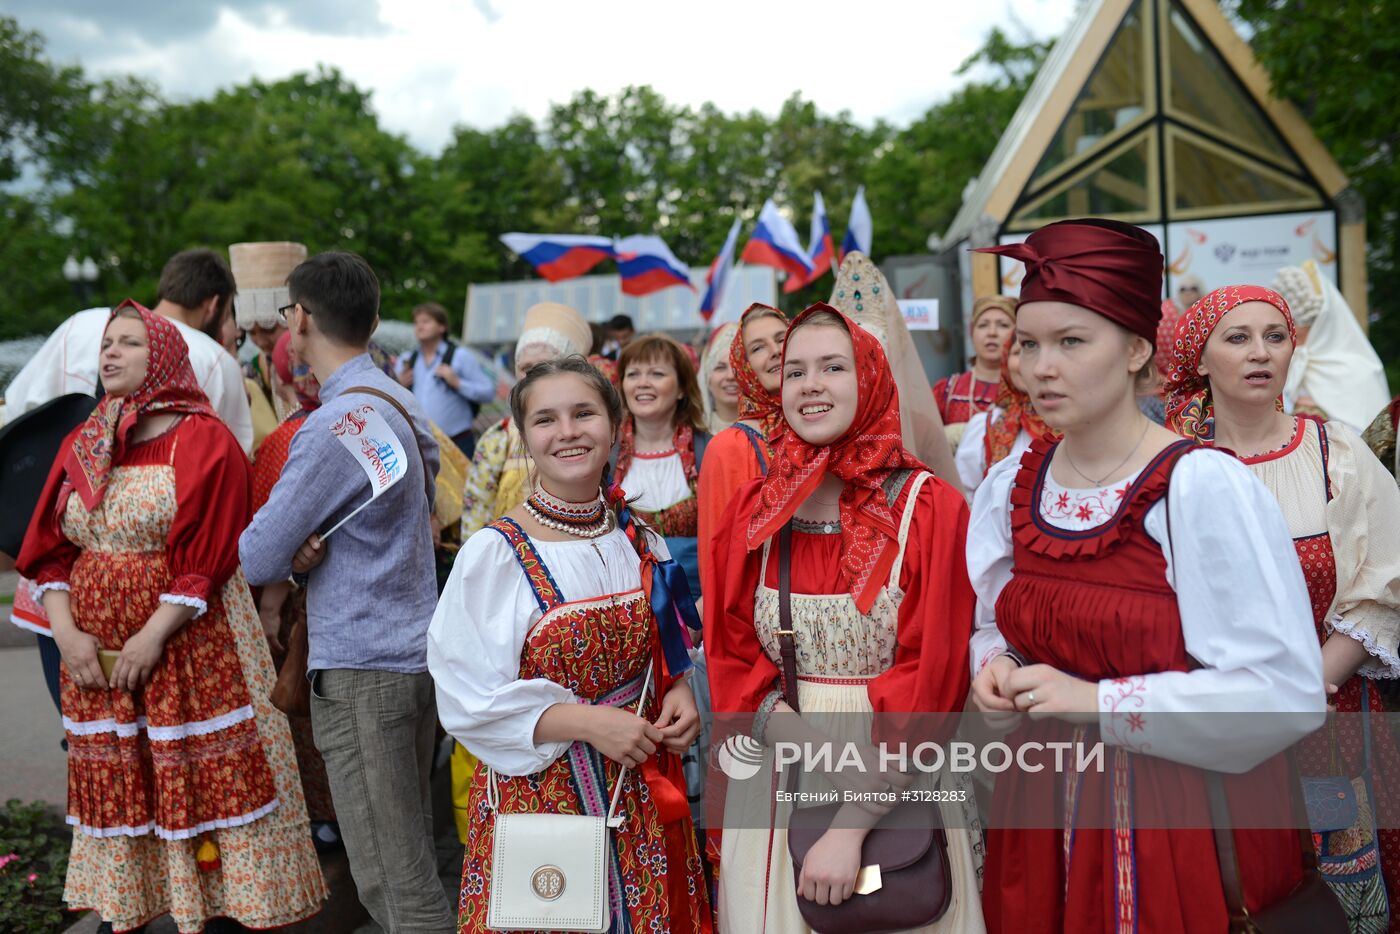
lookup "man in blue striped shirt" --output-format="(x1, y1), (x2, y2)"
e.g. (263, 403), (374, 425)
(240, 253), (455, 933)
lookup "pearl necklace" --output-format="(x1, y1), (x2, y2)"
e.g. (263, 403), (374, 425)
(525, 486), (612, 538)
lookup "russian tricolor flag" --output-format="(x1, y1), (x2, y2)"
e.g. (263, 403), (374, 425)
(741, 199), (813, 281)
(840, 186), (872, 261)
(784, 191), (836, 293)
(698, 218), (742, 321)
(500, 233), (617, 282)
(614, 235), (695, 296)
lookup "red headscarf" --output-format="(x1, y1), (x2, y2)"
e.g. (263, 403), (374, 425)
(730, 303), (786, 441)
(1155, 297), (1185, 377)
(984, 335), (1056, 466)
(64, 300), (217, 509)
(746, 303), (926, 614)
(976, 218), (1165, 342)
(275, 330), (321, 412)
(1163, 284), (1295, 443)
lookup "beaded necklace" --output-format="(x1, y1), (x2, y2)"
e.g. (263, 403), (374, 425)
(524, 485), (612, 538)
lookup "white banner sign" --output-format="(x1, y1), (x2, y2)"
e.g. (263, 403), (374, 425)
(1164, 211), (1337, 292)
(898, 299), (940, 331)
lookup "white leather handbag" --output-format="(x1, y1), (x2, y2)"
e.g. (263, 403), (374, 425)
(486, 666), (652, 933)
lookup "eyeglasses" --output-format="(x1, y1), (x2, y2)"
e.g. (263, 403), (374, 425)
(277, 302), (301, 324)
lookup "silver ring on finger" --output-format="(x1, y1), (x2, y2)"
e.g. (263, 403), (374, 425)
(1026, 691), (1036, 707)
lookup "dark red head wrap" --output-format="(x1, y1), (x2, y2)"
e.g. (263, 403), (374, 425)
(975, 218), (1165, 343)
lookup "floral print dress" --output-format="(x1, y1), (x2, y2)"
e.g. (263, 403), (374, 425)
(22, 416), (326, 932)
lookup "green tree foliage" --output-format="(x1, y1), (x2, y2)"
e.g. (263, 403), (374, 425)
(1231, 0), (1400, 384)
(0, 14), (1045, 338)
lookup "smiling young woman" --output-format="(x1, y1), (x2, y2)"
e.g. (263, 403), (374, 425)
(967, 221), (1327, 933)
(705, 303), (984, 932)
(613, 334), (710, 597)
(1165, 285), (1400, 926)
(427, 355), (710, 933)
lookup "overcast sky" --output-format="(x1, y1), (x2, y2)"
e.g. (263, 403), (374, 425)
(12, 0), (1080, 154)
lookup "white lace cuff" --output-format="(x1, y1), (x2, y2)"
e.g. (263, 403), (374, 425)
(159, 593), (208, 618)
(1329, 613), (1400, 680)
(32, 580), (71, 601)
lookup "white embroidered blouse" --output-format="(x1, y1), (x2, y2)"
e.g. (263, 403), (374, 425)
(967, 445), (1326, 773)
(427, 523), (671, 776)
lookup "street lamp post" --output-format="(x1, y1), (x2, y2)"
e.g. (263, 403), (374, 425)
(62, 255), (99, 307)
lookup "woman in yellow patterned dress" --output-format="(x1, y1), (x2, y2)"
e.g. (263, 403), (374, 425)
(18, 302), (325, 933)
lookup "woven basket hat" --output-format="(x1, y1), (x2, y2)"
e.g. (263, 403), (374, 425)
(230, 241), (308, 329)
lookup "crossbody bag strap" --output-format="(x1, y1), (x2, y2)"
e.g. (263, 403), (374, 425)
(487, 663), (653, 830)
(777, 520), (800, 715)
(342, 385), (434, 504)
(1206, 747), (1321, 931)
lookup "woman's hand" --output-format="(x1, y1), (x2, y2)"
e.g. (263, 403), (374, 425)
(258, 605), (284, 653)
(54, 625), (106, 691)
(257, 581), (291, 654)
(110, 625), (167, 692)
(797, 826), (868, 907)
(585, 706), (664, 769)
(1003, 664), (1098, 721)
(653, 679), (701, 753)
(971, 654), (1023, 733)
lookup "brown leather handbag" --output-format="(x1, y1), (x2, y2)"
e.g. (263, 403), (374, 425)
(775, 522), (952, 934)
(1205, 759), (1348, 934)
(268, 385), (433, 718)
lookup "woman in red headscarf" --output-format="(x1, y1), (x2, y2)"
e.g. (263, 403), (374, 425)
(954, 336), (1056, 496)
(968, 222), (1326, 933)
(1165, 285), (1400, 930)
(706, 303), (984, 932)
(17, 302), (325, 933)
(697, 302), (789, 596)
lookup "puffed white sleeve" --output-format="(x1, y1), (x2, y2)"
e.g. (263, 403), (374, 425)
(427, 528), (579, 776)
(966, 453), (1019, 678)
(1323, 423), (1400, 678)
(956, 409), (997, 497)
(1099, 448), (1326, 772)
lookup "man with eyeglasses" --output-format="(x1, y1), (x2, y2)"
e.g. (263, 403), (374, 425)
(245, 252), (454, 933)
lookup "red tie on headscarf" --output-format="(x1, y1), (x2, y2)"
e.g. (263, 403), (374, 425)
(746, 303), (926, 614)
(64, 300), (218, 510)
(975, 218), (1166, 343)
(729, 302), (787, 443)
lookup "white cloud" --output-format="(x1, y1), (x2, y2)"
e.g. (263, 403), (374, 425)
(22, 0), (1080, 153)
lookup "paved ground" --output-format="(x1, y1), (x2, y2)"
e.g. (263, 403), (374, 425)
(0, 570), (462, 933)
